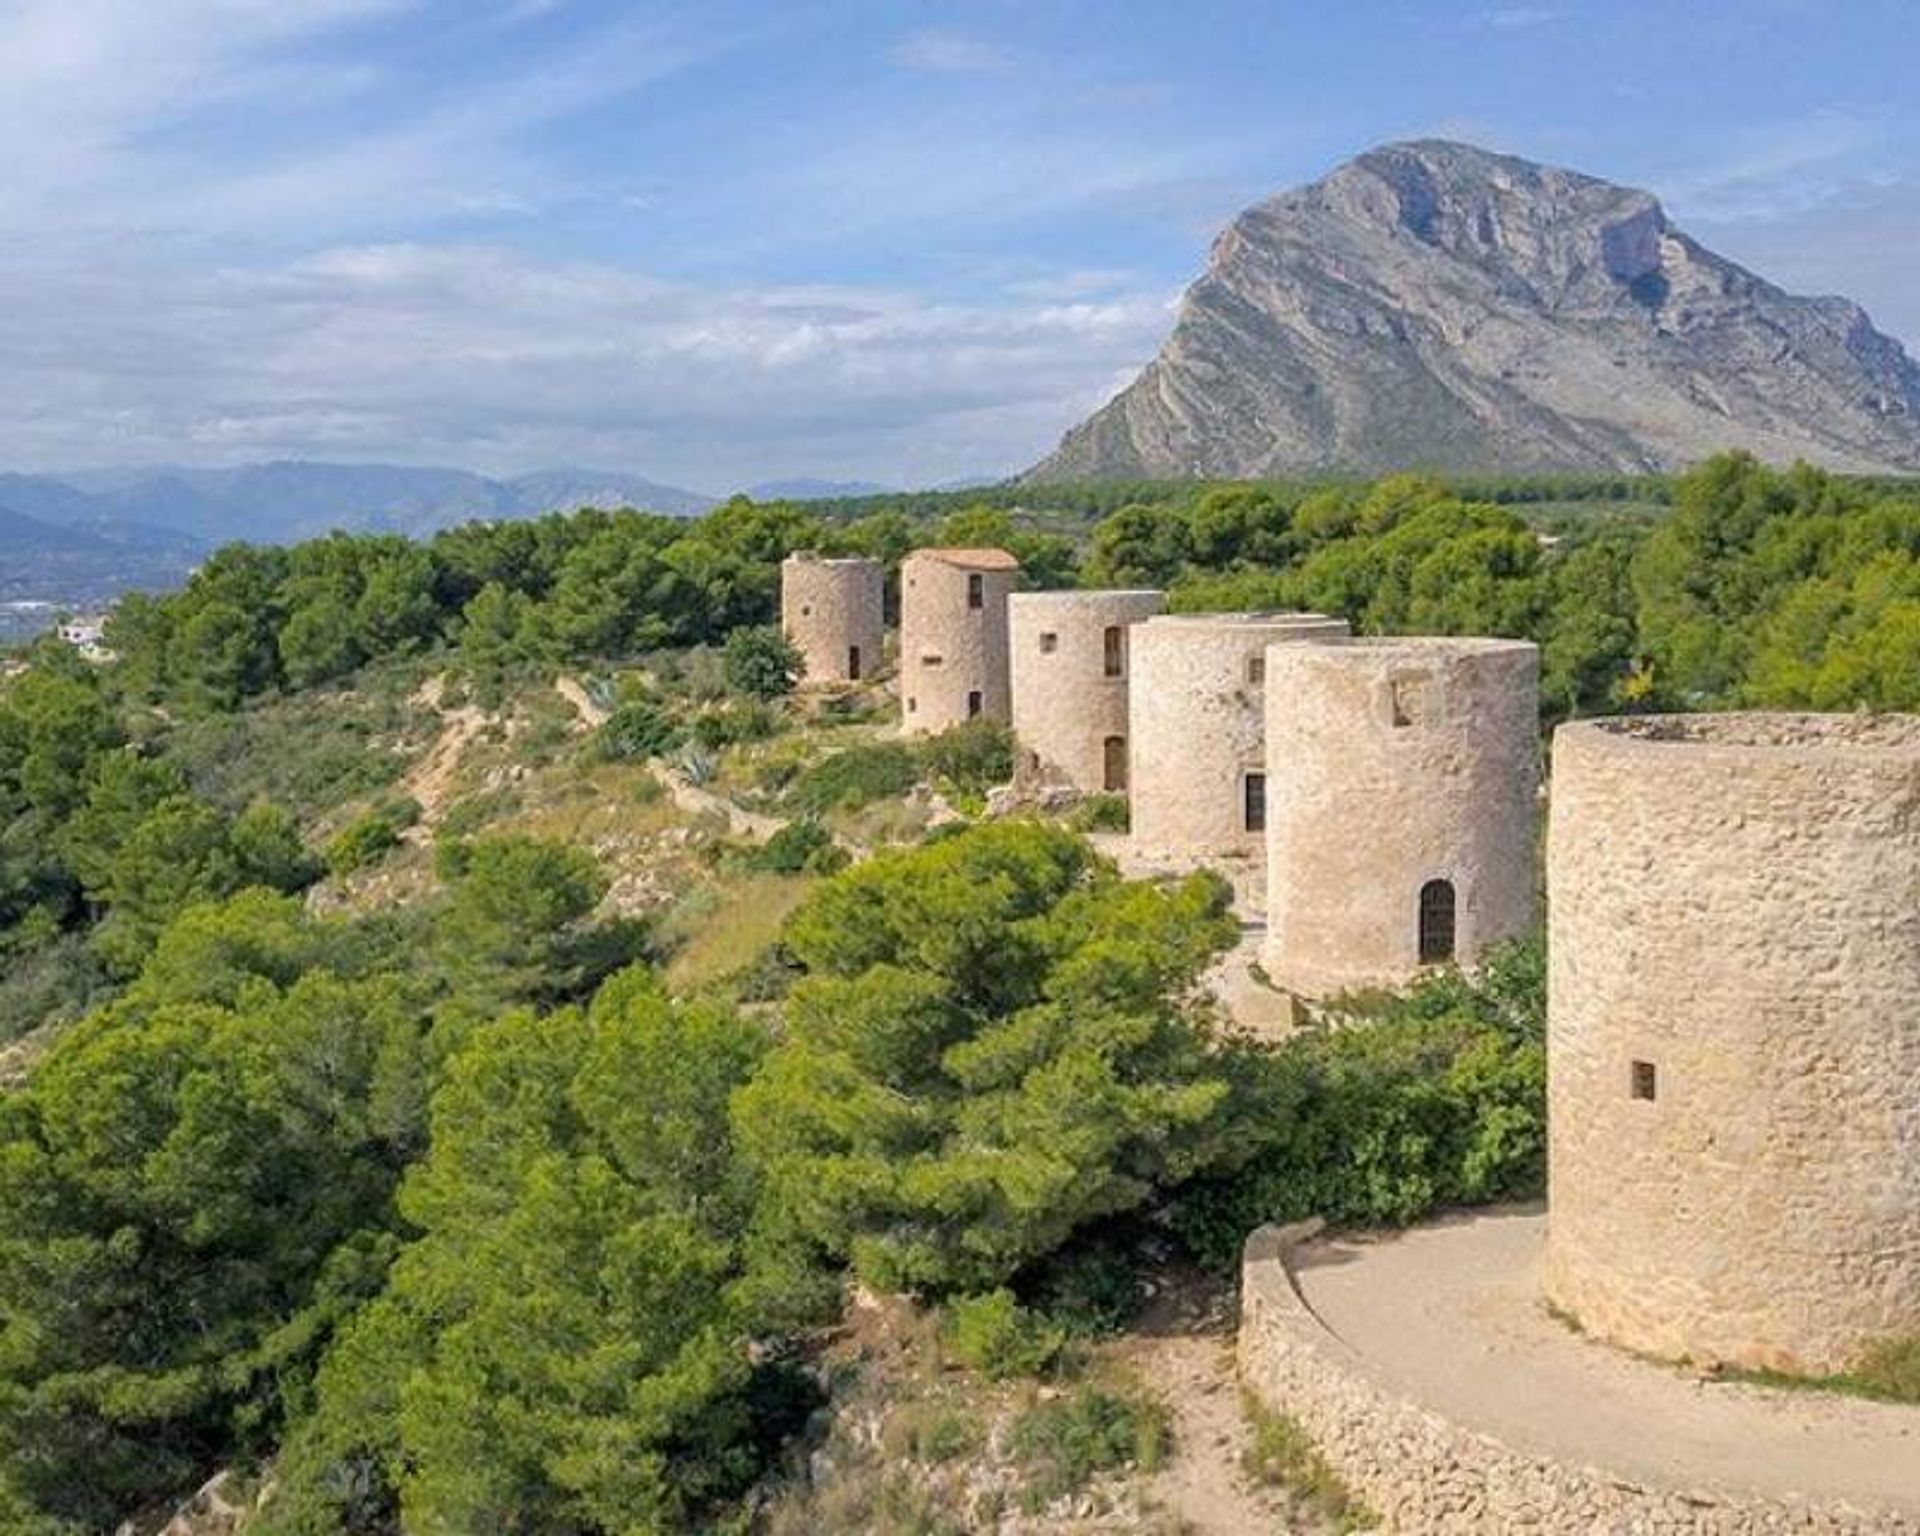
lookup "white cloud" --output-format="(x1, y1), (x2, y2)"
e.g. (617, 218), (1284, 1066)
(0, 243), (1175, 486)
(888, 29), (1013, 74)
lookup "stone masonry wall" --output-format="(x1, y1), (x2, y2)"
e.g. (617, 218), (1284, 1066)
(1008, 589), (1164, 793)
(781, 554), (885, 686)
(1545, 714), (1920, 1375)
(1239, 1223), (1920, 1535)
(899, 550), (1019, 734)
(1262, 637), (1540, 997)
(1127, 613), (1349, 861)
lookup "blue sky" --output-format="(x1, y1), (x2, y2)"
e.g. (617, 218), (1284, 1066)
(1, 0), (1915, 490)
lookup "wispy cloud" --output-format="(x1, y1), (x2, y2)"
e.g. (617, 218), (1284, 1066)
(1658, 108), (1889, 221)
(888, 29), (1013, 74)
(0, 242), (1173, 484)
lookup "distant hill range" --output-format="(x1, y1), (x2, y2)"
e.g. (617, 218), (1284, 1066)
(1029, 140), (1920, 481)
(0, 463), (729, 607)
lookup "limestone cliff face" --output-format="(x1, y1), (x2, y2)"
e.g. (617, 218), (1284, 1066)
(1028, 140), (1920, 480)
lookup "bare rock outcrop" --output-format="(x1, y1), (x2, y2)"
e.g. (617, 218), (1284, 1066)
(1029, 140), (1920, 480)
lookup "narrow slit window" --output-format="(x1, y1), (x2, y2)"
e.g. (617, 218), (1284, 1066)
(967, 573), (984, 609)
(1103, 625), (1124, 678)
(847, 645), (862, 680)
(1243, 771), (1266, 832)
(1418, 879), (1456, 964)
(1246, 654), (1266, 686)
(1631, 1061), (1658, 1101)
(967, 690), (983, 718)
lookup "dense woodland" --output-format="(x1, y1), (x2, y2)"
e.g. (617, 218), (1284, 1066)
(1, 452), (1917, 1532)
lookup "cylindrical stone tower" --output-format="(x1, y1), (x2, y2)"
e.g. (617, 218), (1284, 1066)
(1128, 613), (1350, 861)
(898, 547), (1021, 733)
(781, 553), (884, 686)
(1008, 589), (1164, 793)
(1262, 637), (1539, 997)
(1544, 713), (1920, 1376)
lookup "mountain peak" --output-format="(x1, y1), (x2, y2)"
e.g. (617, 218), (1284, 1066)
(1030, 143), (1920, 481)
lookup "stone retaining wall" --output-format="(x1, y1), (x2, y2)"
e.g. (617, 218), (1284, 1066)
(1237, 1222), (1920, 1535)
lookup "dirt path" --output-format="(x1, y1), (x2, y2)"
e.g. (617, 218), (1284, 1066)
(553, 674), (609, 728)
(399, 675), (489, 835)
(656, 764), (786, 840)
(1117, 1279), (1316, 1534)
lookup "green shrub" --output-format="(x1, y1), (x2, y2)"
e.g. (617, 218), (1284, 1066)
(1170, 939), (1548, 1270)
(1068, 794), (1129, 833)
(724, 625), (802, 699)
(325, 799), (420, 875)
(692, 699), (782, 749)
(595, 698), (684, 761)
(1009, 1385), (1171, 1507)
(916, 719), (1014, 795)
(754, 819), (836, 875)
(883, 1403), (986, 1465)
(787, 742), (920, 813)
(943, 1290), (1065, 1380)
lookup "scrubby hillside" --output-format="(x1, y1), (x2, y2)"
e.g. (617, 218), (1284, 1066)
(1, 454), (1917, 1532)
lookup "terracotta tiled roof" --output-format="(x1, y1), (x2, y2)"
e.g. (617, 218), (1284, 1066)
(907, 546), (1022, 570)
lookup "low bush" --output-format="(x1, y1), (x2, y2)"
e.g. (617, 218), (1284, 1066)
(1008, 1385), (1171, 1507)
(943, 1290), (1065, 1380)
(753, 819), (843, 876)
(1171, 939), (1547, 1270)
(917, 719), (1014, 796)
(692, 699), (783, 749)
(1068, 794), (1129, 833)
(786, 741), (920, 813)
(724, 625), (802, 699)
(595, 698), (684, 761)
(324, 798), (420, 874)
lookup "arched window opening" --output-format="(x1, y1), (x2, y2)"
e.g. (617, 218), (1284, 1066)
(1103, 625), (1124, 678)
(1418, 879), (1456, 965)
(1103, 735), (1127, 791)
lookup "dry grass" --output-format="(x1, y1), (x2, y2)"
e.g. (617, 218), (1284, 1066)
(661, 870), (811, 992)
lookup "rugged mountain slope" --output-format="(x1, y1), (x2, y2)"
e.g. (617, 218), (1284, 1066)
(1029, 140), (1920, 480)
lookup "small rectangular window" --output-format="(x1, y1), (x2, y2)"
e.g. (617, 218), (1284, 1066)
(1243, 772), (1266, 832)
(967, 690), (983, 718)
(1631, 1061), (1657, 1101)
(907, 696), (917, 713)
(1103, 625), (1124, 679)
(1246, 655), (1265, 686)
(921, 653), (943, 668)
(1039, 632), (1059, 654)
(968, 573), (984, 609)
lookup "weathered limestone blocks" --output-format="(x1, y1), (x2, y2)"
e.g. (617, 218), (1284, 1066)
(898, 547), (1021, 733)
(1126, 612), (1349, 861)
(1262, 637), (1540, 997)
(780, 552), (884, 686)
(1239, 1223), (1920, 1535)
(1545, 713), (1920, 1376)
(1007, 588), (1164, 794)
